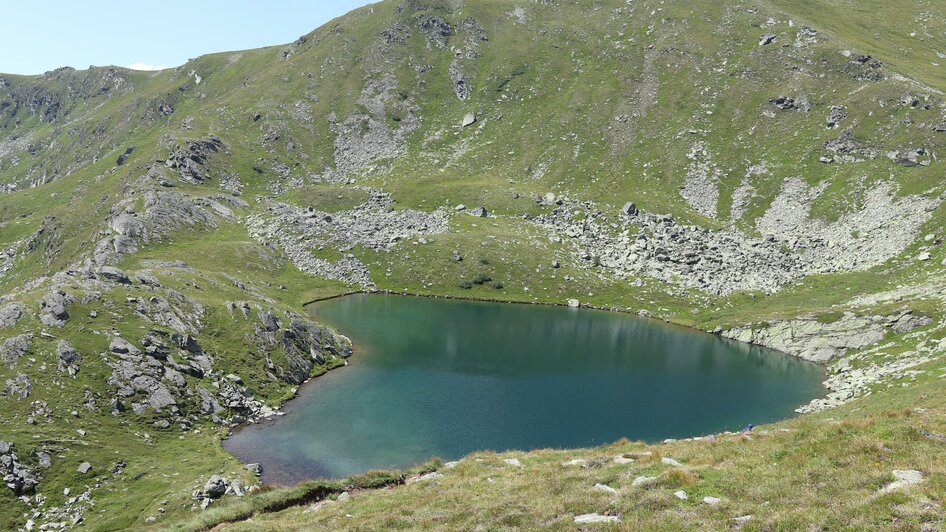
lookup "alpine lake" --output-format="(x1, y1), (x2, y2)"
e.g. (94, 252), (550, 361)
(224, 294), (824, 484)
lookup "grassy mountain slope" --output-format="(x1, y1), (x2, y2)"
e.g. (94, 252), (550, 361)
(0, 0), (944, 529)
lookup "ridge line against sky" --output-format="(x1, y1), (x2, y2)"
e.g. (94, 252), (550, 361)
(0, 0), (375, 75)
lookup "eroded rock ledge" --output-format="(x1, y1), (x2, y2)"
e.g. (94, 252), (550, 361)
(721, 310), (931, 363)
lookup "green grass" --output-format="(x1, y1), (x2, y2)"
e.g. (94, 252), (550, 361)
(167, 460), (442, 532)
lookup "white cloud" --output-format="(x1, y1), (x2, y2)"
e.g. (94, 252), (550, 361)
(125, 62), (169, 71)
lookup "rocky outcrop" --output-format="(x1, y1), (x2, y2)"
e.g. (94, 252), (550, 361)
(0, 301), (23, 328)
(164, 136), (224, 184)
(845, 53), (884, 81)
(107, 339), (180, 414)
(97, 266), (131, 284)
(57, 340), (81, 376)
(92, 190), (246, 266)
(254, 309), (353, 386)
(416, 14), (451, 49)
(1, 441), (39, 495)
(448, 16), (487, 100)
(105, 330), (211, 417)
(721, 310), (931, 362)
(380, 21), (411, 46)
(39, 290), (73, 327)
(131, 289), (205, 336)
(0, 334), (31, 367)
(822, 128), (879, 163)
(4, 373), (31, 399)
(0, 241), (19, 280)
(279, 318), (327, 385)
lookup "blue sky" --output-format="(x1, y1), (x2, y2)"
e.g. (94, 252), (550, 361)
(0, 1), (374, 75)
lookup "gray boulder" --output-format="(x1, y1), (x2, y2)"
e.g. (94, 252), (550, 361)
(77, 462), (92, 474)
(769, 96), (796, 110)
(33, 451), (51, 469)
(259, 311), (280, 333)
(0, 334), (31, 367)
(39, 290), (72, 327)
(461, 113), (477, 127)
(469, 207), (488, 217)
(109, 213), (144, 238)
(0, 302), (24, 328)
(57, 340), (81, 376)
(574, 514), (620, 524)
(621, 202), (638, 216)
(108, 336), (140, 356)
(203, 475), (227, 498)
(97, 266), (131, 284)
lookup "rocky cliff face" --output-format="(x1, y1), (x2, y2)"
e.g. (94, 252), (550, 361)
(722, 311), (932, 364)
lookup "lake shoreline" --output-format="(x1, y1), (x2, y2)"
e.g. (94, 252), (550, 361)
(224, 290), (823, 483)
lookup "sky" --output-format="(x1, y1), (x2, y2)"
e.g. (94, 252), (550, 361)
(0, 0), (375, 75)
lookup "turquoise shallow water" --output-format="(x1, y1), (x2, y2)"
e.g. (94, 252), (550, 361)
(224, 294), (824, 484)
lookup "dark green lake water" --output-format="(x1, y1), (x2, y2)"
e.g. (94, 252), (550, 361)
(224, 294), (824, 484)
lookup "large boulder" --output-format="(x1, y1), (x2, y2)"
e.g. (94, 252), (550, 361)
(0, 334), (31, 367)
(97, 266), (132, 284)
(109, 336), (140, 356)
(39, 290), (72, 327)
(57, 340), (81, 376)
(109, 212), (144, 238)
(203, 475), (227, 498)
(0, 302), (24, 328)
